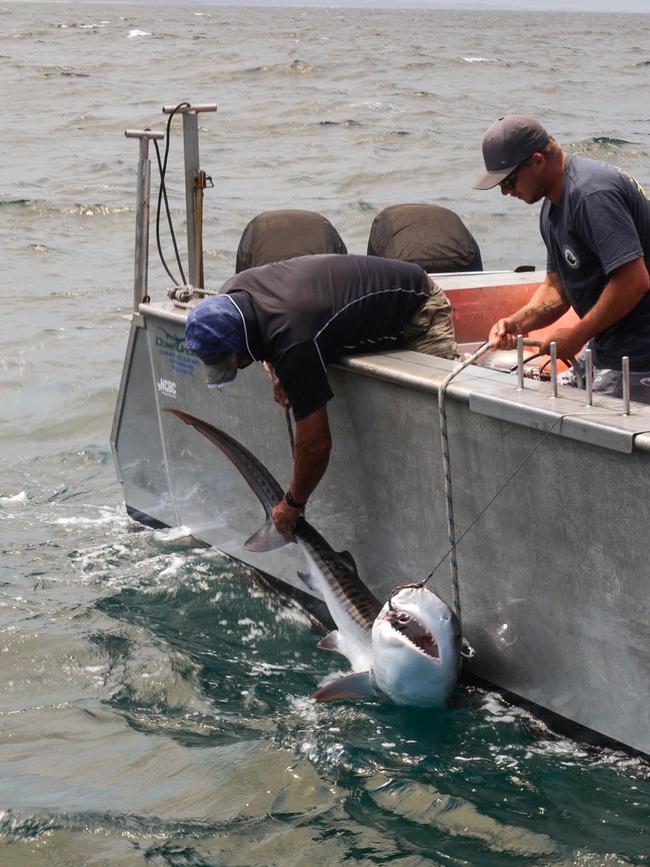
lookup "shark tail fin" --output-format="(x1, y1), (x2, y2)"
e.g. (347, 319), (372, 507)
(244, 519), (290, 552)
(312, 671), (377, 703)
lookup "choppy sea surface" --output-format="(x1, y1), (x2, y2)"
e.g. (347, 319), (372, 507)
(2, 3), (650, 864)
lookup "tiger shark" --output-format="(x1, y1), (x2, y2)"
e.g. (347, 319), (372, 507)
(168, 409), (461, 708)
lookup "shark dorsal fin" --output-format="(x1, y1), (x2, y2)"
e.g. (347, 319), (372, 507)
(335, 549), (358, 575)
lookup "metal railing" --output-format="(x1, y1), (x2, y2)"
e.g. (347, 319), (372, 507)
(125, 102), (218, 312)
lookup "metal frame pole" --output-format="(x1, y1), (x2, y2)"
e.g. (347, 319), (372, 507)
(125, 129), (165, 311)
(162, 103), (217, 290)
(182, 111), (201, 288)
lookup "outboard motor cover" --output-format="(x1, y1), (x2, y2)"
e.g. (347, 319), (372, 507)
(367, 203), (482, 273)
(236, 209), (347, 273)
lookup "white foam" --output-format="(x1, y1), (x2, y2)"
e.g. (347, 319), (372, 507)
(127, 29), (151, 39)
(157, 554), (188, 580)
(153, 525), (193, 542)
(1, 491), (27, 503)
(53, 508), (124, 527)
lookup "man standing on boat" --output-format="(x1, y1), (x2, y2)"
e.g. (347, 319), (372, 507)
(473, 115), (650, 401)
(185, 253), (458, 537)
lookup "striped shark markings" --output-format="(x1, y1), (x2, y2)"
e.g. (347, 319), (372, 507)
(167, 408), (461, 708)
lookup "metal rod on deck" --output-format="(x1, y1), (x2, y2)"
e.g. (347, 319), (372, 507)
(125, 128), (165, 311)
(622, 356), (630, 415)
(517, 334), (525, 389)
(585, 348), (593, 406)
(550, 341), (558, 397)
(162, 103), (217, 290)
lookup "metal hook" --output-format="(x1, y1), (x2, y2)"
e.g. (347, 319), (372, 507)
(388, 578), (428, 610)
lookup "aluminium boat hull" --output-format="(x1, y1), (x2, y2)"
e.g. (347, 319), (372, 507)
(111, 272), (650, 755)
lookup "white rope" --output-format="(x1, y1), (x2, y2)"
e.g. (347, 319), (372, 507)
(167, 284), (218, 309)
(437, 342), (492, 624)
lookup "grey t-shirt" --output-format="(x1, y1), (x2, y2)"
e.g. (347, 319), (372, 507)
(540, 155), (650, 368)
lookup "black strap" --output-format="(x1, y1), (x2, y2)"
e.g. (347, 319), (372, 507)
(285, 490), (306, 509)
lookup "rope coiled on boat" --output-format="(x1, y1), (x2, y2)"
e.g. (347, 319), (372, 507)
(167, 285), (218, 308)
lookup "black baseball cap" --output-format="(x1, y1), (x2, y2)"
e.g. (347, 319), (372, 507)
(472, 115), (550, 190)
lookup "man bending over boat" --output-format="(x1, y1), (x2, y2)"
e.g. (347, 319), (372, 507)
(473, 115), (650, 402)
(185, 253), (457, 537)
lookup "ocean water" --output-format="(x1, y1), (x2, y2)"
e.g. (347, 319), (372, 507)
(1, 2), (649, 864)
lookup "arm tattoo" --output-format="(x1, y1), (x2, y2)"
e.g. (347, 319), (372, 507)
(529, 300), (563, 316)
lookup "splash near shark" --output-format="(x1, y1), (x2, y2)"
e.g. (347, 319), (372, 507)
(168, 409), (462, 708)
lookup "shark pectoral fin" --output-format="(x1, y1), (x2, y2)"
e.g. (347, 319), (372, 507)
(461, 638), (476, 659)
(317, 630), (343, 654)
(244, 519), (289, 552)
(297, 569), (319, 593)
(312, 671), (377, 702)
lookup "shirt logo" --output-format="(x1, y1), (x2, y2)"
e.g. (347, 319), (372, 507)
(563, 246), (580, 269)
(616, 166), (647, 200)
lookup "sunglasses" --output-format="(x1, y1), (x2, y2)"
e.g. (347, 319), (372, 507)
(500, 157), (533, 191)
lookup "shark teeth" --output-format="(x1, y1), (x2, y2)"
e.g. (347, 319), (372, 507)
(383, 610), (441, 661)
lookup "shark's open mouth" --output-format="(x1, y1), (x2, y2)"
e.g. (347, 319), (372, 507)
(384, 610), (440, 660)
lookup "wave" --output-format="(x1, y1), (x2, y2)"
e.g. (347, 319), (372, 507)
(0, 807), (249, 841)
(0, 198), (134, 217)
(568, 136), (637, 155)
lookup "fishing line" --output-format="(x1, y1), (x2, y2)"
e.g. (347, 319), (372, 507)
(285, 406), (295, 457)
(388, 411), (567, 611)
(389, 406), (625, 613)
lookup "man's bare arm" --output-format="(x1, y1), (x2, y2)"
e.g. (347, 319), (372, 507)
(489, 272), (569, 350)
(539, 257), (650, 358)
(271, 406), (332, 538)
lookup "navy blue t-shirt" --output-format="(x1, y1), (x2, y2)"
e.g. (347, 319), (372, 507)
(540, 155), (650, 368)
(221, 254), (431, 420)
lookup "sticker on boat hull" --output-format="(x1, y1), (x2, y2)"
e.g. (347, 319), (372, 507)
(154, 326), (199, 376)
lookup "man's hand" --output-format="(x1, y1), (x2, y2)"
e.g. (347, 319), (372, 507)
(488, 272), (569, 351)
(539, 326), (586, 361)
(489, 317), (522, 351)
(271, 406), (332, 539)
(262, 362), (290, 408)
(272, 378), (290, 408)
(271, 497), (301, 540)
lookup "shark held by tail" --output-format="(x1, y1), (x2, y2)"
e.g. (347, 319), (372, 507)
(168, 409), (461, 708)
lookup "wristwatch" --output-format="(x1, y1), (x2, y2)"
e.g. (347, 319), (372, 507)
(285, 490), (306, 509)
